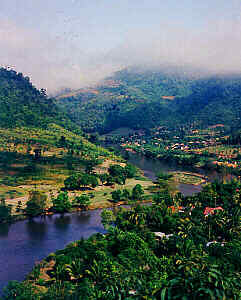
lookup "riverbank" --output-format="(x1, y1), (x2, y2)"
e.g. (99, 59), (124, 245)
(3, 175), (155, 225)
(3, 167), (207, 226)
(0, 150), (218, 293)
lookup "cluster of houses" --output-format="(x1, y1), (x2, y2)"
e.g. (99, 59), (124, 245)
(110, 124), (241, 173)
(167, 205), (224, 216)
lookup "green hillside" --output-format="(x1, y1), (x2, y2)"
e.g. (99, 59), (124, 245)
(57, 68), (194, 133)
(0, 68), (75, 130)
(174, 76), (241, 129)
(0, 68), (117, 202)
(57, 68), (241, 133)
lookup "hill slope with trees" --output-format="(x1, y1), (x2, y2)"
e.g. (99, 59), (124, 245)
(57, 68), (241, 133)
(0, 68), (117, 206)
(0, 68), (76, 130)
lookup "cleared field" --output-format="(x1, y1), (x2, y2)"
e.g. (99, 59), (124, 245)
(172, 171), (206, 185)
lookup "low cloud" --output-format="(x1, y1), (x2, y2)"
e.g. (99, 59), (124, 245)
(105, 19), (241, 76)
(0, 19), (115, 93)
(1, 18), (241, 94)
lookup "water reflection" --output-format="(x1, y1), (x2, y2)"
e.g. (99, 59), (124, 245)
(128, 153), (200, 179)
(178, 183), (202, 196)
(25, 219), (47, 240)
(1, 151), (234, 293)
(0, 223), (10, 237)
(74, 211), (91, 225)
(54, 214), (71, 231)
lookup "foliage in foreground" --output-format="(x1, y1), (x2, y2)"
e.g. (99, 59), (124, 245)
(2, 181), (241, 299)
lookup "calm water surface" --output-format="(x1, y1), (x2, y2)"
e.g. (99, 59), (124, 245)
(0, 210), (105, 292)
(0, 152), (226, 292)
(127, 152), (218, 195)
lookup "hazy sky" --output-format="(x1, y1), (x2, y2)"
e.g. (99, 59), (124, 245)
(1, 0), (240, 92)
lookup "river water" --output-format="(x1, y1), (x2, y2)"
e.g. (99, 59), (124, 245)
(0, 211), (105, 293)
(0, 152), (225, 292)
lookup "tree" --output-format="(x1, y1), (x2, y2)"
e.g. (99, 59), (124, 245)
(106, 175), (115, 186)
(64, 174), (79, 190)
(84, 159), (100, 174)
(2, 281), (38, 300)
(124, 164), (137, 178)
(64, 173), (99, 190)
(111, 190), (122, 203)
(153, 190), (173, 206)
(99, 173), (109, 185)
(101, 209), (116, 229)
(0, 198), (12, 222)
(25, 191), (47, 217)
(75, 195), (90, 210)
(88, 175), (99, 188)
(132, 184), (144, 201)
(33, 148), (41, 160)
(16, 200), (22, 213)
(59, 135), (66, 147)
(52, 192), (72, 213)
(66, 157), (74, 170)
(122, 189), (130, 200)
(108, 165), (125, 178)
(115, 174), (126, 185)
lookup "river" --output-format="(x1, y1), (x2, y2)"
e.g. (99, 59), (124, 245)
(0, 152), (226, 293)
(126, 152), (230, 196)
(0, 211), (105, 293)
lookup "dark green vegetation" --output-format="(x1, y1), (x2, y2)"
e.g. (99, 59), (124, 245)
(0, 68), (118, 208)
(0, 68), (76, 130)
(52, 192), (72, 213)
(1, 66), (241, 299)
(25, 191), (47, 217)
(2, 180), (240, 299)
(64, 163), (137, 191)
(0, 198), (12, 222)
(57, 68), (241, 133)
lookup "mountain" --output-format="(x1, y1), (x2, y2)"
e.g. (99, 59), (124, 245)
(0, 67), (115, 162)
(0, 68), (115, 200)
(0, 68), (75, 130)
(57, 68), (241, 133)
(174, 75), (241, 129)
(56, 67), (194, 133)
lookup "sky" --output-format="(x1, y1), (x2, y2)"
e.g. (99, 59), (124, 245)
(0, 0), (240, 93)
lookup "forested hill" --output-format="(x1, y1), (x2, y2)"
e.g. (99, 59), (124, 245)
(175, 75), (241, 129)
(56, 68), (194, 133)
(57, 68), (241, 133)
(0, 68), (74, 130)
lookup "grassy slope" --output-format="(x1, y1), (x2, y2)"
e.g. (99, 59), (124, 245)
(0, 124), (154, 214)
(0, 123), (122, 210)
(0, 68), (130, 211)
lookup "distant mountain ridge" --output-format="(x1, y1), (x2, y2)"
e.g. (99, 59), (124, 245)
(57, 67), (241, 133)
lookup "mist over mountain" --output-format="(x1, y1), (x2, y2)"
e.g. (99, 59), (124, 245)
(1, 0), (241, 93)
(57, 67), (241, 133)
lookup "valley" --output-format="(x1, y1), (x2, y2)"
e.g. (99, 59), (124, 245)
(0, 67), (240, 299)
